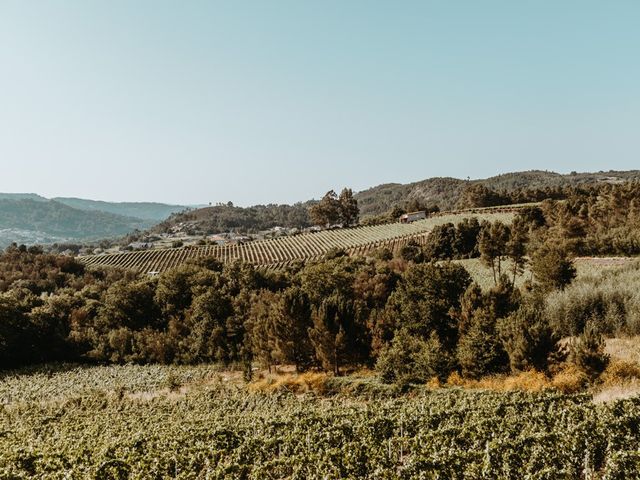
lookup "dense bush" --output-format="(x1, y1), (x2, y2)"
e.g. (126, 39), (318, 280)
(545, 262), (640, 336)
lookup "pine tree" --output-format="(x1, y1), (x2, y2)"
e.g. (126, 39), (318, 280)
(272, 286), (314, 372)
(309, 295), (353, 375)
(478, 221), (510, 285)
(339, 188), (360, 226)
(507, 216), (529, 284)
(531, 243), (576, 292)
(498, 298), (558, 373)
(457, 308), (508, 379)
(570, 321), (609, 380)
(246, 290), (277, 372)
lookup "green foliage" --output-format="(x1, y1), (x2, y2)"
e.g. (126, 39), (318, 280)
(309, 188), (360, 227)
(457, 308), (509, 379)
(499, 297), (559, 373)
(422, 223), (456, 260)
(385, 262), (472, 351)
(309, 295), (366, 375)
(399, 240), (424, 263)
(309, 190), (342, 227)
(478, 221), (510, 285)
(506, 215), (529, 283)
(4, 364), (640, 478)
(531, 243), (577, 292)
(339, 188), (360, 226)
(376, 329), (454, 384)
(457, 184), (507, 208)
(570, 321), (610, 380)
(155, 201), (312, 235)
(545, 261), (640, 337)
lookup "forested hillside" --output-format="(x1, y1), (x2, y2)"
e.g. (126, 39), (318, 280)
(355, 170), (640, 216)
(54, 197), (188, 221)
(153, 170), (640, 235)
(0, 199), (155, 246)
(153, 202), (313, 235)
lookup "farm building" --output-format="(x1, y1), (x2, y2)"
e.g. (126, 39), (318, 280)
(399, 211), (427, 223)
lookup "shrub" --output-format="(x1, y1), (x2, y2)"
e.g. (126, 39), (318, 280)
(600, 360), (640, 386)
(551, 364), (589, 393)
(569, 322), (610, 381)
(376, 329), (454, 384)
(457, 309), (508, 379)
(531, 243), (576, 292)
(499, 298), (558, 373)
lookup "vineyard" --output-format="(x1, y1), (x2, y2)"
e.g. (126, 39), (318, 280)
(2, 364), (640, 479)
(80, 208), (520, 273)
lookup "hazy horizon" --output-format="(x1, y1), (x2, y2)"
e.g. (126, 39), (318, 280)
(3, 167), (638, 207)
(2, 1), (639, 205)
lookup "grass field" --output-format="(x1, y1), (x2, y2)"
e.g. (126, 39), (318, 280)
(451, 256), (639, 290)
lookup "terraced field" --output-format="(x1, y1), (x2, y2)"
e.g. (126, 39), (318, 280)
(80, 208), (521, 273)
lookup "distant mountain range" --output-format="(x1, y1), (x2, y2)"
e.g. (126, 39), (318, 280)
(0, 194), (189, 247)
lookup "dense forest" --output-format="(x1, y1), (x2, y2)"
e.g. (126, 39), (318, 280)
(3, 181), (640, 388)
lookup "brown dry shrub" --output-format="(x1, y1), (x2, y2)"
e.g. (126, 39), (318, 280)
(426, 376), (441, 389)
(600, 360), (640, 386)
(501, 370), (550, 392)
(551, 364), (589, 393)
(446, 371), (465, 387)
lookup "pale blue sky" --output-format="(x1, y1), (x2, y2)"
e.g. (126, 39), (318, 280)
(1, 1), (638, 205)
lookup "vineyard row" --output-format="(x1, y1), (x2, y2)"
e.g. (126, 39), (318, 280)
(79, 208), (522, 273)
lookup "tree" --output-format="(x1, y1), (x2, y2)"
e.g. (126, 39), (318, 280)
(339, 188), (359, 226)
(99, 279), (160, 331)
(498, 297), (558, 373)
(399, 240), (424, 263)
(376, 329), (454, 384)
(0, 293), (30, 367)
(272, 286), (314, 371)
(309, 190), (342, 227)
(181, 288), (234, 363)
(457, 184), (505, 208)
(457, 308), (509, 379)
(453, 218), (481, 259)
(507, 216), (529, 284)
(570, 321), (609, 381)
(423, 223), (456, 260)
(531, 243), (576, 292)
(516, 206), (546, 229)
(385, 262), (472, 351)
(246, 290), (278, 372)
(478, 221), (510, 285)
(309, 295), (354, 375)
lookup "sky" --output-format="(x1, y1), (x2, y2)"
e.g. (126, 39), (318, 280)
(1, 1), (639, 206)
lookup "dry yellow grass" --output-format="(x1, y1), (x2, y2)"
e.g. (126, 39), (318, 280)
(550, 364), (589, 394)
(605, 337), (640, 364)
(592, 359), (640, 403)
(601, 359), (640, 386)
